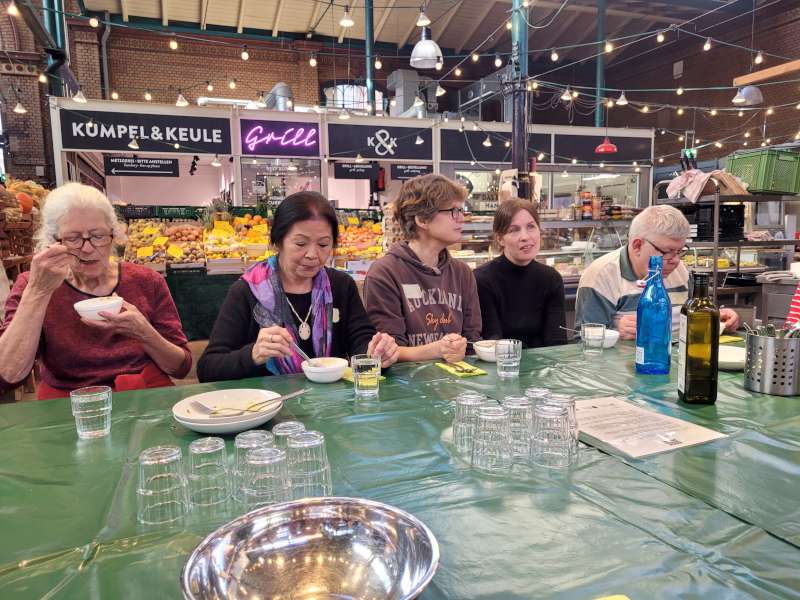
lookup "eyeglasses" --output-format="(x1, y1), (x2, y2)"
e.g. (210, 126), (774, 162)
(645, 238), (688, 259)
(56, 233), (113, 249)
(438, 206), (465, 220)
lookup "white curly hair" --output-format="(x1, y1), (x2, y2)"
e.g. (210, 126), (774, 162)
(34, 183), (127, 252)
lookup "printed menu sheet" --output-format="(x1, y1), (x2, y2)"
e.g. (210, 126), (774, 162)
(575, 397), (727, 458)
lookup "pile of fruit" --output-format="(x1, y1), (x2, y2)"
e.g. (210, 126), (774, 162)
(233, 213), (268, 238)
(335, 222), (384, 261)
(165, 222), (205, 265)
(205, 223), (243, 260)
(1, 177), (46, 226)
(124, 219), (167, 267)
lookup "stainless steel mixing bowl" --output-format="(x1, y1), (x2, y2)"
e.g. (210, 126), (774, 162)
(181, 496), (439, 600)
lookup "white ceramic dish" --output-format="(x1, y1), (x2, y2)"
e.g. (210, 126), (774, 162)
(473, 340), (497, 362)
(301, 357), (349, 383)
(172, 389), (283, 434)
(74, 296), (124, 321)
(602, 329), (621, 348)
(718, 346), (746, 371)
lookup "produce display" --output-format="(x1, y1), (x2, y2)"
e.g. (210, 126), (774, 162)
(335, 222), (384, 261)
(0, 177), (48, 260)
(124, 219), (167, 268)
(165, 222), (205, 265)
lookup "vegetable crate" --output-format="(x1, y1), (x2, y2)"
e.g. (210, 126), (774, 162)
(727, 149), (800, 194)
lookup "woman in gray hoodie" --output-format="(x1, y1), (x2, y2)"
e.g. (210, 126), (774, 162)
(364, 174), (482, 363)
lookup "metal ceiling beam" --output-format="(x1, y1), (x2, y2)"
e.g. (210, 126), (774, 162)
(236, 0), (246, 33)
(496, 0), (683, 25)
(374, 0), (396, 41)
(161, 0), (168, 27)
(119, 0), (129, 22)
(200, 0), (209, 29)
(306, 1), (323, 35)
(456, 1), (497, 53)
(272, 0), (285, 37)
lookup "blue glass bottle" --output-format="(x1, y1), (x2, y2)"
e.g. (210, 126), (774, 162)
(635, 255), (672, 374)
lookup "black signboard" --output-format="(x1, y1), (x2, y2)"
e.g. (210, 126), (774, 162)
(60, 110), (232, 154)
(334, 162), (379, 179)
(328, 124), (432, 160)
(441, 130), (551, 162)
(553, 135), (652, 164)
(390, 164), (433, 180)
(103, 156), (179, 177)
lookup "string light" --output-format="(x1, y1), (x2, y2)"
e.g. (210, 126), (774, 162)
(390, 98), (397, 107)
(504, 140), (511, 148)
(506, 20), (512, 30)
(229, 79), (237, 89)
(572, 89), (579, 99)
(173, 143), (180, 149)
(659, 157), (664, 163)
(604, 41), (613, 53)
(710, 109), (717, 116)
(169, 37), (178, 50)
(472, 122), (479, 131)
(537, 152), (545, 161)
(703, 37), (712, 51)
(89, 17), (99, 28)
(571, 158), (577, 165)
(340, 5), (355, 28)
(738, 110), (744, 117)
(599, 162), (605, 168)
(677, 107), (684, 115)
(530, 80), (539, 90)
(550, 49), (559, 62)
(309, 53), (317, 67)
(206, 81), (214, 92)
(241, 45), (249, 60)
(38, 73), (47, 84)
(676, 87), (684, 96)
(286, 99), (293, 109)
(744, 131), (751, 137)
(754, 51), (764, 65)
(470, 160), (476, 166)
(144, 90), (152, 101)
(679, 135), (684, 141)
(606, 98), (614, 108)
(494, 54), (502, 68)
(455, 67), (462, 76)
(7, 1), (19, 16)
(111, 91), (119, 100)
(374, 56), (382, 70)
(766, 107), (774, 115)
(796, 103), (800, 110)
(471, 52), (479, 62)
(641, 105), (649, 113)
(416, 8), (431, 27)
(656, 31), (665, 43)
(494, 168), (501, 175)
(435, 61), (443, 71)
(714, 141), (723, 148)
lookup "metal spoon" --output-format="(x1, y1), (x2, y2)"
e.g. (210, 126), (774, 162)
(252, 304), (322, 367)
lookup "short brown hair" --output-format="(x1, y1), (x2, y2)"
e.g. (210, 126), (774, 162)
(492, 198), (540, 250)
(393, 174), (468, 240)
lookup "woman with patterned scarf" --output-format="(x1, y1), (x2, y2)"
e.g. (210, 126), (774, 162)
(198, 192), (399, 382)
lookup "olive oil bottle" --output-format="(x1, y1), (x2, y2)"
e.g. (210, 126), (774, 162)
(678, 273), (720, 404)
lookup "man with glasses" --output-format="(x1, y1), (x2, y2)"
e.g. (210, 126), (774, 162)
(576, 205), (740, 340)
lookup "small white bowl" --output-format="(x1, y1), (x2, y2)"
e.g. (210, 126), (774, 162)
(473, 340), (497, 362)
(602, 329), (620, 349)
(301, 357), (348, 383)
(74, 296), (124, 321)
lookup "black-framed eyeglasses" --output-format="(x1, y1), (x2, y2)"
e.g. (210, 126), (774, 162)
(645, 238), (688, 259)
(438, 206), (465, 220)
(56, 233), (114, 250)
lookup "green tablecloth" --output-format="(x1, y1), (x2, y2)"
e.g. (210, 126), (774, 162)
(1, 344), (799, 599)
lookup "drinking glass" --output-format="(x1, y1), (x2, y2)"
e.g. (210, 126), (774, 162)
(495, 339), (522, 378)
(581, 323), (606, 356)
(233, 430), (274, 502)
(530, 404), (573, 469)
(70, 386), (112, 439)
(272, 421), (306, 449)
(545, 394), (580, 463)
(136, 445), (189, 525)
(453, 393), (487, 455)
(242, 447), (291, 510)
(470, 406), (513, 473)
(504, 395), (534, 462)
(351, 354), (381, 399)
(286, 431), (332, 499)
(187, 437), (229, 508)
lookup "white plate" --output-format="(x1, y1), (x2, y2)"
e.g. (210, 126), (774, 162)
(172, 389), (283, 434)
(719, 346), (746, 371)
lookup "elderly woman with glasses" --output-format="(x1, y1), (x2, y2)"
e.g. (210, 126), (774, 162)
(576, 204), (740, 340)
(0, 183), (191, 399)
(364, 174), (482, 363)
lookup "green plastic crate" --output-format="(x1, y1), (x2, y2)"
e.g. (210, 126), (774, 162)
(156, 206), (200, 220)
(727, 149), (800, 194)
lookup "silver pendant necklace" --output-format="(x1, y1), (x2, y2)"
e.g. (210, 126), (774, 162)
(286, 296), (313, 340)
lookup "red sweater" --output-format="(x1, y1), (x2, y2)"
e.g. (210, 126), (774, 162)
(0, 262), (191, 393)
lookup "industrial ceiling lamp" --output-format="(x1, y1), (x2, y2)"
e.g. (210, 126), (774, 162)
(13, 101), (27, 114)
(416, 7), (431, 27)
(211, 155), (221, 167)
(128, 137), (140, 150)
(482, 135), (492, 147)
(435, 85), (446, 97)
(595, 102), (618, 155)
(355, 153), (365, 163)
(616, 91), (628, 106)
(410, 27), (442, 70)
(560, 88), (572, 102)
(413, 93), (424, 107)
(72, 89), (88, 103)
(176, 92), (189, 107)
(340, 6), (354, 28)
(732, 85), (763, 106)
(415, 135), (424, 145)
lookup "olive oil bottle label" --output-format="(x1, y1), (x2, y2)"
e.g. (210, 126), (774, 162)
(678, 314), (687, 393)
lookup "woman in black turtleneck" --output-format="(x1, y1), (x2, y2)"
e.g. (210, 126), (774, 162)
(474, 199), (567, 348)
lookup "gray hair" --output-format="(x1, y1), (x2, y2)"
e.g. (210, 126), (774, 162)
(34, 183), (127, 252)
(628, 205), (690, 242)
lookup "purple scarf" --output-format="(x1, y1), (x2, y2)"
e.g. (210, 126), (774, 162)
(241, 254), (333, 375)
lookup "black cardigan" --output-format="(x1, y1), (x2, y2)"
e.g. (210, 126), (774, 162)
(197, 267), (375, 382)
(474, 254), (568, 349)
